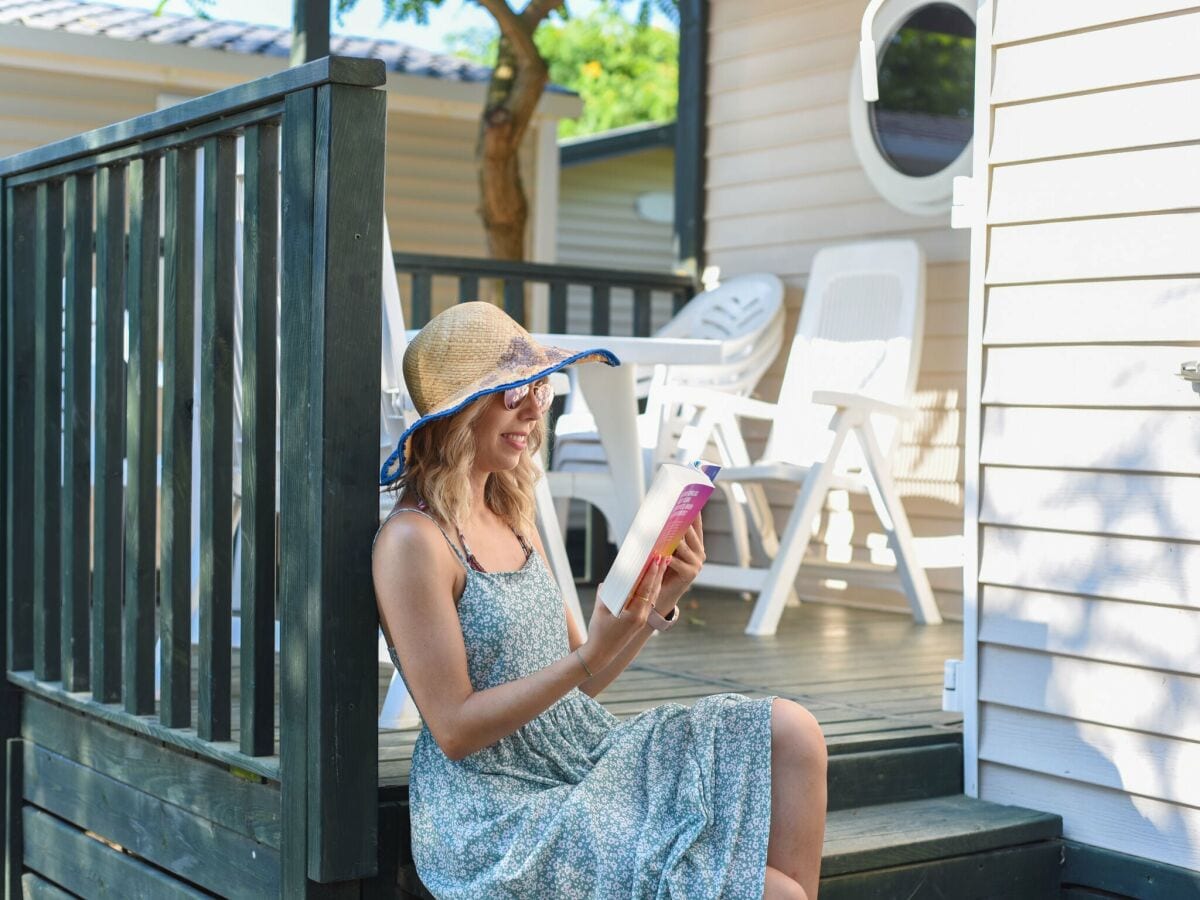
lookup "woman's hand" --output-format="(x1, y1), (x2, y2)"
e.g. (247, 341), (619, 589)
(657, 514), (705, 614)
(579, 555), (671, 672)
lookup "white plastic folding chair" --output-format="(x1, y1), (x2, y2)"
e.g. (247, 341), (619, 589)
(674, 240), (941, 635)
(546, 273), (786, 569)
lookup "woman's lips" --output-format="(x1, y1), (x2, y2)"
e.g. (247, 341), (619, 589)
(502, 433), (527, 450)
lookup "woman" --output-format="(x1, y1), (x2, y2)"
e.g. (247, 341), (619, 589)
(373, 302), (826, 899)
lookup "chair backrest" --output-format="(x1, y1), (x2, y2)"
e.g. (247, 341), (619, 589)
(647, 274), (786, 462)
(762, 240), (925, 472)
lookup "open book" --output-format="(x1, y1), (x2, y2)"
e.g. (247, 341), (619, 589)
(596, 461), (721, 617)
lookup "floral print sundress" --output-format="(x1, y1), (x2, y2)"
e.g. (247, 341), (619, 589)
(382, 506), (776, 899)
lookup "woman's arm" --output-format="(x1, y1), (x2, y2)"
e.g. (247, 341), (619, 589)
(375, 515), (653, 761)
(555, 516), (707, 698)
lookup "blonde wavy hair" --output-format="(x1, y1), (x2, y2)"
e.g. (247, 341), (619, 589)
(386, 392), (545, 534)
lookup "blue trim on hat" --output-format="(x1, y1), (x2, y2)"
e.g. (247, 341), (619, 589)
(379, 348), (620, 486)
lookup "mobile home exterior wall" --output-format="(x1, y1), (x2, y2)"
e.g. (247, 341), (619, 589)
(965, 0), (1200, 872)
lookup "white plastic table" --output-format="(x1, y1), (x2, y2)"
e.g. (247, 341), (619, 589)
(530, 333), (727, 539)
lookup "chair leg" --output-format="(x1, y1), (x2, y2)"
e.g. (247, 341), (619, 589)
(855, 422), (942, 624)
(744, 461), (836, 635)
(533, 473), (587, 635)
(378, 669), (421, 730)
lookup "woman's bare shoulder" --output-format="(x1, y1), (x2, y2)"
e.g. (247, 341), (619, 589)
(373, 505), (459, 588)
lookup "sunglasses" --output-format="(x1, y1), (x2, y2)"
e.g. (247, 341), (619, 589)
(503, 380), (554, 413)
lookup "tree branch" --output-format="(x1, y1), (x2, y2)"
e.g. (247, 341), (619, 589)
(521, 0), (565, 30)
(477, 0), (541, 64)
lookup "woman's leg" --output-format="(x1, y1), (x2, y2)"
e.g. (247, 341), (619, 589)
(766, 698), (828, 900)
(763, 864), (807, 900)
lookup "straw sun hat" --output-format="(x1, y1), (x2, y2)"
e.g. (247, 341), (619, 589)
(379, 301), (620, 486)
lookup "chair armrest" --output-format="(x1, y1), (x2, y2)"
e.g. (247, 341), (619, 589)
(656, 386), (779, 421)
(811, 390), (915, 420)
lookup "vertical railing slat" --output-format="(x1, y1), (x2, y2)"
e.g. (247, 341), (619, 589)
(240, 122), (279, 757)
(32, 180), (63, 682)
(160, 147), (196, 728)
(632, 287), (651, 337)
(410, 272), (431, 326)
(457, 275), (478, 304)
(279, 86), (316, 896)
(91, 166), (124, 703)
(61, 174), (93, 692)
(5, 186), (35, 674)
(199, 135), (236, 743)
(590, 284), (611, 337)
(503, 278), (524, 325)
(548, 281), (567, 333)
(122, 157), (160, 715)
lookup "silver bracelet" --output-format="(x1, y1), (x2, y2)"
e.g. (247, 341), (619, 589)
(574, 647), (594, 678)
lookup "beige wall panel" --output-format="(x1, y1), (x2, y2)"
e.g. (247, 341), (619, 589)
(981, 468), (1200, 541)
(708, 135), (855, 187)
(980, 407), (1200, 475)
(707, 103), (846, 157)
(709, 36), (854, 96)
(707, 169), (871, 218)
(978, 526), (1200, 609)
(980, 587), (1200, 675)
(709, 0), (858, 63)
(989, 146), (1200, 224)
(984, 279), (1200, 344)
(710, 229), (968, 281)
(992, 0), (1200, 45)
(979, 645), (1200, 739)
(981, 764), (1200, 873)
(708, 67), (850, 127)
(705, 0), (968, 608)
(991, 79), (1200, 164)
(982, 345), (1198, 408)
(992, 11), (1200, 103)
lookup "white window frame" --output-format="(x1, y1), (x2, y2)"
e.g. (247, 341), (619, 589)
(848, 0), (977, 216)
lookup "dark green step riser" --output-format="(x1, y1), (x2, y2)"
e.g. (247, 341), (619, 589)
(821, 839), (1063, 900)
(828, 742), (962, 811)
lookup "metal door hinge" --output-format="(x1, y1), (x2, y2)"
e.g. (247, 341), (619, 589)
(1179, 360), (1200, 383)
(942, 659), (963, 712)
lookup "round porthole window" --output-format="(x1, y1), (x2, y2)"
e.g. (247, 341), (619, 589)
(849, 0), (976, 216)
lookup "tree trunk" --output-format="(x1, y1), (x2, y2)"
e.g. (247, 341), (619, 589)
(477, 35), (548, 261)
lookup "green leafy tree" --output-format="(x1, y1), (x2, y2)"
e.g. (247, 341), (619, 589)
(165, 0), (676, 259)
(449, 9), (678, 139)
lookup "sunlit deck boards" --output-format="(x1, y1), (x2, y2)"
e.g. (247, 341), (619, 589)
(378, 591), (963, 792)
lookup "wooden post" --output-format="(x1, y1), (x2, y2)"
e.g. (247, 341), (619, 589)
(279, 70), (386, 892)
(675, 0), (708, 278)
(291, 0), (331, 67)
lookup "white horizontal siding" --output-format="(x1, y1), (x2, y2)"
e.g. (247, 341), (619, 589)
(980, 764), (1200, 872)
(981, 706), (1200, 809)
(992, 9), (1200, 103)
(979, 526), (1200, 609)
(984, 279), (1200, 344)
(992, 0), (1200, 46)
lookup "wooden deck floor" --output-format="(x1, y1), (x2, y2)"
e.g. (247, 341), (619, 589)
(377, 589), (963, 792)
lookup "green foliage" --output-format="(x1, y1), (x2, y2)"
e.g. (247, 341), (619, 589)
(449, 8), (678, 138)
(876, 28), (974, 119)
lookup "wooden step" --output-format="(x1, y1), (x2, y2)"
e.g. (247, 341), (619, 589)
(820, 794), (1063, 899)
(828, 740), (962, 810)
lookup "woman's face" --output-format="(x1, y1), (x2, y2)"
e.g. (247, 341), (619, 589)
(472, 379), (546, 472)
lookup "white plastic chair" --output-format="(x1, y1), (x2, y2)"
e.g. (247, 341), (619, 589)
(676, 240), (941, 635)
(546, 273), (786, 568)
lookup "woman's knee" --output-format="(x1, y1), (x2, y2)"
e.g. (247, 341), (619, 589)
(770, 699), (827, 772)
(763, 864), (808, 900)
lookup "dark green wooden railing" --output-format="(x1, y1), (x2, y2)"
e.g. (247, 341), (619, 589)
(394, 252), (696, 335)
(0, 56), (385, 890)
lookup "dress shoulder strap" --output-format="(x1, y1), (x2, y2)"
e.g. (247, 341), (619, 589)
(375, 505), (471, 572)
